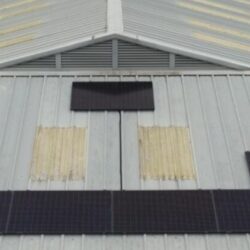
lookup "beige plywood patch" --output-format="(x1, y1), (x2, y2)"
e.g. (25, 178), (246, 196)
(31, 127), (86, 181)
(139, 127), (196, 180)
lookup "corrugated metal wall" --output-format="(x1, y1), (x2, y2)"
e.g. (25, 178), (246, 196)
(0, 72), (250, 249)
(0, 73), (249, 190)
(0, 233), (250, 250)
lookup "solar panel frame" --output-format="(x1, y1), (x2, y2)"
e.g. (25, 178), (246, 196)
(70, 81), (155, 111)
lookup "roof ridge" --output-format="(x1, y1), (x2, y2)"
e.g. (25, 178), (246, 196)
(107, 0), (123, 33)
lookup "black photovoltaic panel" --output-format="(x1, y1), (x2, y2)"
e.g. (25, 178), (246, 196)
(6, 191), (111, 234)
(113, 191), (217, 233)
(0, 190), (250, 234)
(0, 192), (12, 233)
(214, 190), (250, 233)
(70, 82), (155, 111)
(246, 151), (250, 171)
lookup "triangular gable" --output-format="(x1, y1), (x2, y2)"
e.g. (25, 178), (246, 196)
(4, 39), (229, 70)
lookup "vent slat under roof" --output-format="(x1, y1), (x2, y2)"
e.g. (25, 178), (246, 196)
(2, 39), (230, 70)
(118, 40), (170, 68)
(61, 40), (112, 68)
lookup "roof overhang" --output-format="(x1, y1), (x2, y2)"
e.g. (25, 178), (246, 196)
(1, 32), (250, 70)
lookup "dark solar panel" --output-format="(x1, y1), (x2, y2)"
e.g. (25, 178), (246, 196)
(213, 190), (250, 233)
(2, 190), (250, 234)
(0, 192), (12, 233)
(70, 82), (155, 111)
(6, 191), (111, 234)
(113, 191), (217, 233)
(246, 151), (250, 171)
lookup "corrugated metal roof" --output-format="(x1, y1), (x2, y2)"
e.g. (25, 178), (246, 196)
(0, 0), (107, 67)
(122, 0), (250, 69)
(0, 71), (250, 247)
(0, 0), (250, 69)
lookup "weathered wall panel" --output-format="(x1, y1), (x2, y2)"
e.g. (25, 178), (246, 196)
(0, 73), (250, 193)
(31, 127), (86, 181)
(138, 127), (195, 180)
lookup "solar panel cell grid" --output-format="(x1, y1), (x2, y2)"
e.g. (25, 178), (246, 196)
(214, 190), (250, 233)
(0, 190), (250, 234)
(71, 82), (155, 111)
(6, 191), (111, 234)
(113, 191), (217, 233)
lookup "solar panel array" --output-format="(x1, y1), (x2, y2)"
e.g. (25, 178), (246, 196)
(0, 190), (250, 234)
(71, 82), (155, 111)
(7, 191), (111, 234)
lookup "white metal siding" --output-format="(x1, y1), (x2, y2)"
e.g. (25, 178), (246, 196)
(122, 74), (250, 190)
(0, 72), (250, 249)
(0, 235), (250, 250)
(0, 73), (249, 190)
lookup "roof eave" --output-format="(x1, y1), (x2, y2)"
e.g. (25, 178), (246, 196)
(117, 32), (250, 70)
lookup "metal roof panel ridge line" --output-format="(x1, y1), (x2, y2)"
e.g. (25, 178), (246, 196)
(107, 0), (124, 34)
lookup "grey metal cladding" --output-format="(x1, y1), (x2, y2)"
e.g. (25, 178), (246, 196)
(6, 55), (56, 69)
(118, 40), (170, 68)
(175, 54), (226, 69)
(61, 40), (113, 68)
